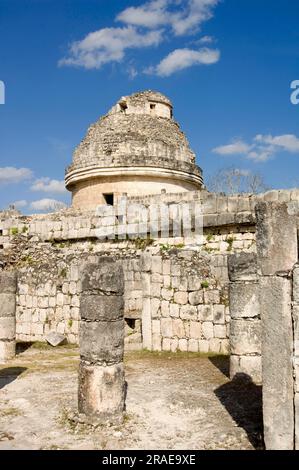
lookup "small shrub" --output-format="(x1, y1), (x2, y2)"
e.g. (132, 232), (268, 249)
(134, 238), (154, 249)
(201, 280), (209, 289)
(10, 227), (19, 235)
(60, 268), (67, 278)
(226, 236), (235, 251)
(175, 243), (185, 249)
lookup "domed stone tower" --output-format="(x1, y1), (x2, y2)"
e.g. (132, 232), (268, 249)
(65, 90), (203, 210)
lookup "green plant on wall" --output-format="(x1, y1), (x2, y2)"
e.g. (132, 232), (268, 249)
(60, 268), (67, 278)
(226, 236), (235, 251)
(134, 238), (154, 249)
(10, 227), (19, 235)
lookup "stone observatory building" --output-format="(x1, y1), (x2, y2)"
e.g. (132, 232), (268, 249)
(65, 90), (203, 210)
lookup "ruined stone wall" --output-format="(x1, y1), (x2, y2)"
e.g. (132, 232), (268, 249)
(12, 241), (144, 345)
(0, 188), (298, 351)
(140, 249), (230, 354)
(255, 201), (299, 450)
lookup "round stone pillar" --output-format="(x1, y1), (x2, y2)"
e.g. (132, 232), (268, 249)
(0, 271), (17, 363)
(78, 257), (125, 422)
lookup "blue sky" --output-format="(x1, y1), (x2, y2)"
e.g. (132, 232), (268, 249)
(0, 0), (299, 212)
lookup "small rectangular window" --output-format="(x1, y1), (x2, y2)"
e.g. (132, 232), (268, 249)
(150, 104), (156, 110)
(103, 193), (114, 206)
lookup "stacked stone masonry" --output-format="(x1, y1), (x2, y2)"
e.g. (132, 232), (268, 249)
(255, 201), (299, 450)
(78, 257), (126, 421)
(228, 253), (261, 384)
(0, 271), (17, 362)
(141, 250), (230, 354)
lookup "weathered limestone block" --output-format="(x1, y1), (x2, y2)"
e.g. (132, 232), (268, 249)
(79, 257), (125, 422)
(296, 393), (299, 450)
(80, 295), (124, 322)
(293, 265), (299, 305)
(230, 319), (261, 356)
(0, 271), (17, 362)
(229, 282), (259, 319)
(173, 291), (188, 305)
(213, 304), (225, 324)
(260, 276), (294, 450)
(0, 293), (16, 315)
(189, 321), (202, 339)
(80, 320), (124, 364)
(78, 362), (125, 419)
(180, 305), (197, 320)
(256, 202), (298, 276)
(142, 273), (152, 349)
(188, 339), (198, 352)
(81, 259), (124, 294)
(209, 338), (221, 354)
(228, 253), (258, 282)
(172, 318), (185, 337)
(230, 355), (262, 384)
(160, 318), (173, 337)
(188, 291), (203, 306)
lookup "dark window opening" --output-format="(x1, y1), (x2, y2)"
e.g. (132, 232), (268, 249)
(126, 318), (135, 329)
(119, 101), (128, 112)
(0, 244), (3, 250)
(0, 229), (3, 236)
(103, 193), (114, 206)
(150, 103), (156, 110)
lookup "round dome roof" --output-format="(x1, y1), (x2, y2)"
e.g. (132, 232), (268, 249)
(65, 90), (203, 191)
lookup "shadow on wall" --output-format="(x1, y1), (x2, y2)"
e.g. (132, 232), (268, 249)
(0, 367), (27, 390)
(213, 371), (264, 450)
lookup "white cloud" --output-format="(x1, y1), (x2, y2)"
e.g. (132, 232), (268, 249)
(60, 0), (220, 73)
(30, 177), (66, 194)
(213, 140), (251, 156)
(196, 35), (215, 44)
(150, 47), (220, 76)
(171, 0), (219, 36)
(0, 167), (33, 185)
(118, 0), (219, 36)
(213, 133), (299, 162)
(117, 0), (169, 29)
(11, 200), (28, 209)
(127, 65), (138, 79)
(255, 134), (299, 153)
(30, 199), (67, 212)
(59, 26), (163, 69)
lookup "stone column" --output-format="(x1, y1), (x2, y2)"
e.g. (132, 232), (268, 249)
(78, 257), (125, 422)
(140, 251), (152, 350)
(0, 271), (17, 363)
(228, 253), (261, 384)
(292, 264), (299, 450)
(256, 202), (297, 450)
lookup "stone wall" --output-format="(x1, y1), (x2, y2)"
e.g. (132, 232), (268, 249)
(255, 201), (299, 450)
(0, 188), (298, 354)
(228, 253), (261, 384)
(140, 249), (230, 354)
(12, 242), (144, 345)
